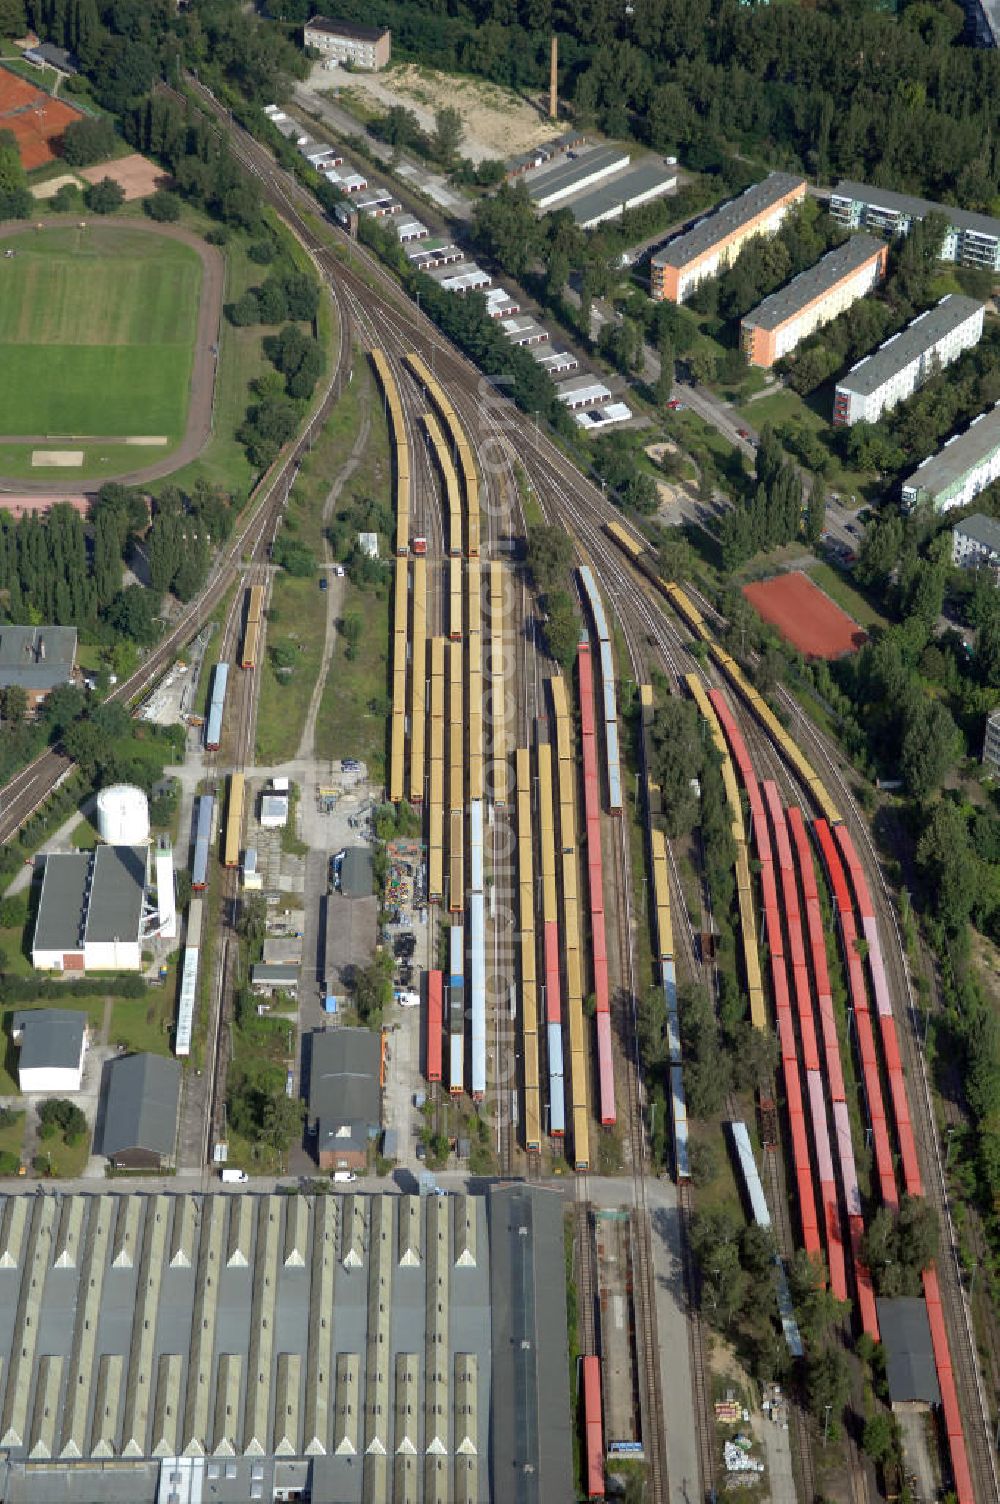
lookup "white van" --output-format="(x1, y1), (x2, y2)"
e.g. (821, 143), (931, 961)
(220, 1168), (248, 1184)
(333, 1170), (357, 1184)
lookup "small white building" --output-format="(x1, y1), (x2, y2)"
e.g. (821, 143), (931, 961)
(11, 1009), (88, 1093)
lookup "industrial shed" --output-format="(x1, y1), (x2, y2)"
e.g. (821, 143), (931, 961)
(31, 846), (147, 973)
(10, 1009), (88, 1094)
(95, 1052), (181, 1169)
(877, 1297), (942, 1410)
(308, 1027), (380, 1170)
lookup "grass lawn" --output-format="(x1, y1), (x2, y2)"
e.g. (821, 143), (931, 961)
(167, 207), (336, 502)
(39, 1131), (90, 1179)
(735, 385), (872, 497)
(807, 560), (889, 632)
(0, 1109), (26, 1169)
(257, 352), (391, 767)
(109, 986), (175, 1056)
(0, 224), (200, 438)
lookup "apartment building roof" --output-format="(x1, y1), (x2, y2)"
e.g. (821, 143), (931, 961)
(305, 16), (389, 42)
(904, 403), (1000, 497)
(651, 171), (805, 270)
(954, 512), (1000, 553)
(839, 295), (983, 397)
(742, 233), (884, 333)
(831, 179), (1000, 242)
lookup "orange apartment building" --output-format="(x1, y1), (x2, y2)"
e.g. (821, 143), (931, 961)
(739, 233), (888, 368)
(650, 172), (806, 303)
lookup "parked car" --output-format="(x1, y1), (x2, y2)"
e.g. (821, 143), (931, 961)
(666, 398), (684, 411)
(319, 576), (328, 591)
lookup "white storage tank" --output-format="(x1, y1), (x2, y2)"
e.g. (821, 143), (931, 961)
(96, 784), (150, 846)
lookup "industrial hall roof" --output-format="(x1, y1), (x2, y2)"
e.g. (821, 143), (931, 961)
(96, 1052), (181, 1158)
(11, 1008), (87, 1072)
(0, 625), (76, 692)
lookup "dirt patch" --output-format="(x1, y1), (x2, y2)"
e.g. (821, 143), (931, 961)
(329, 62), (564, 163)
(743, 570), (866, 659)
(0, 494), (88, 518)
(32, 449), (83, 466)
(79, 152), (168, 201)
(31, 171), (82, 200)
(0, 64), (83, 171)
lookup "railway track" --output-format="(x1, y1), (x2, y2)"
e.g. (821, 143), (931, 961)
(174, 84), (998, 1500)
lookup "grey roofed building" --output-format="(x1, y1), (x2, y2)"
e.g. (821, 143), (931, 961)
(24, 42), (78, 73)
(837, 295), (984, 397)
(651, 171), (805, 270)
(308, 1027), (380, 1166)
(84, 844), (147, 944)
(251, 962), (300, 989)
(488, 1184), (574, 1504)
(30, 851), (90, 956)
(11, 1009), (87, 1074)
(877, 1297), (941, 1406)
(741, 233), (884, 332)
(0, 625), (77, 695)
(567, 159), (678, 229)
(954, 511), (1000, 560)
(96, 1052), (181, 1166)
(524, 145), (632, 208)
(830, 178), (1000, 244)
(340, 847), (373, 898)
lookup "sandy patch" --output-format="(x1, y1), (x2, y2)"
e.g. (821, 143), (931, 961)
(125, 436), (168, 446)
(328, 62), (564, 164)
(79, 153), (168, 201)
(32, 450), (84, 467)
(31, 172), (82, 200)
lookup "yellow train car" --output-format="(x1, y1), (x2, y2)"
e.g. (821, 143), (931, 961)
(389, 557), (410, 803)
(573, 1103), (590, 1172)
(449, 807), (464, 914)
(449, 556), (463, 641)
(523, 1032), (541, 1153)
(491, 563), (509, 807)
(429, 760), (444, 903)
(537, 742), (558, 923)
(224, 772), (245, 869)
(406, 352), (480, 559)
(603, 517), (646, 562)
(449, 640), (463, 812)
(428, 637), (446, 903)
(422, 410), (463, 557)
(517, 746), (541, 1153)
(650, 829), (674, 963)
(409, 557), (426, 805)
(240, 584), (264, 670)
(370, 351), (410, 555)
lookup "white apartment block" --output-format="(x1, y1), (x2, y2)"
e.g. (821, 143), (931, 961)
(952, 512), (1000, 572)
(833, 295), (985, 426)
(303, 16), (391, 70)
(902, 404), (1000, 513)
(830, 180), (1000, 273)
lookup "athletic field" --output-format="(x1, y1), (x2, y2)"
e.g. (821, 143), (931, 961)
(0, 226), (202, 440)
(742, 570), (866, 659)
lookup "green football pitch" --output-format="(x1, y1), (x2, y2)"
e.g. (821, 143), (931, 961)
(0, 226), (203, 439)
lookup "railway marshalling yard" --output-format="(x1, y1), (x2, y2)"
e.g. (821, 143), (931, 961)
(0, 92), (995, 1504)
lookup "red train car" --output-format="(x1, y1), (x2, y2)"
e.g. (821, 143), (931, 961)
(582, 1355), (605, 1501)
(426, 970), (443, 1083)
(814, 819), (899, 1210)
(578, 640), (615, 1126)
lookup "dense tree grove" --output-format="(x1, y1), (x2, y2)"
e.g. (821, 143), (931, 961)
(718, 425), (806, 569)
(311, 0), (1000, 205)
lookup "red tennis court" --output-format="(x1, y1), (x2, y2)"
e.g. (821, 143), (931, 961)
(0, 66), (83, 171)
(742, 570), (866, 659)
